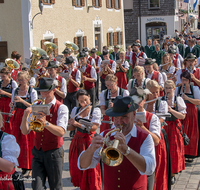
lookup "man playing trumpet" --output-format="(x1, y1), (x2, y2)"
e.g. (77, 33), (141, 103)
(20, 77), (68, 190)
(78, 96), (156, 190)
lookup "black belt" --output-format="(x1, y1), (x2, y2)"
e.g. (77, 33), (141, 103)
(77, 127), (89, 134)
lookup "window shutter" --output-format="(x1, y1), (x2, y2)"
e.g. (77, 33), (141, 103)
(72, 0), (76, 6)
(51, 0), (55, 4)
(99, 0), (102, 7)
(53, 38), (58, 57)
(83, 36), (87, 47)
(106, 0), (109, 8)
(113, 32), (117, 46)
(74, 37), (78, 54)
(112, 0), (115, 8)
(118, 0), (121, 9)
(107, 33), (110, 47)
(81, 0), (85, 6)
(0, 42), (8, 62)
(0, 0), (4, 3)
(120, 31), (123, 45)
(92, 0), (95, 6)
(41, 40), (46, 50)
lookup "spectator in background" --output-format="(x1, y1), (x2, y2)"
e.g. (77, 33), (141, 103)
(136, 39), (145, 52)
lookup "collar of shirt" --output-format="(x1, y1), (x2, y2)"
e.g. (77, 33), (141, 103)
(186, 66), (196, 72)
(110, 125), (137, 143)
(156, 51), (159, 54)
(148, 70), (154, 78)
(136, 51), (141, 57)
(48, 97), (56, 109)
(50, 74), (59, 80)
(190, 46), (194, 51)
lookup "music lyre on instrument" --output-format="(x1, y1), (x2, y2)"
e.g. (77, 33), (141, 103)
(99, 127), (123, 166)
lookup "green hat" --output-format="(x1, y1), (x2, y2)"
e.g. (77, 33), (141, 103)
(114, 45), (120, 49)
(62, 48), (71, 54)
(34, 78), (57, 92)
(131, 42), (140, 48)
(176, 37), (180, 41)
(105, 96), (138, 117)
(46, 61), (58, 69)
(186, 53), (197, 60)
(143, 58), (156, 66)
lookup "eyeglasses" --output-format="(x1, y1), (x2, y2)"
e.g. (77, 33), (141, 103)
(105, 83), (115, 87)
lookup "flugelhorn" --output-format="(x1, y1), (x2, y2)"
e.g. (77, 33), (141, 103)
(99, 127), (123, 166)
(27, 99), (45, 132)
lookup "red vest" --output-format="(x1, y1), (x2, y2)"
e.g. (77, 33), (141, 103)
(16, 60), (21, 71)
(151, 71), (164, 96)
(182, 68), (200, 86)
(87, 56), (93, 65)
(101, 60), (113, 80)
(78, 64), (95, 90)
(143, 111), (153, 130)
(11, 70), (18, 81)
(173, 59), (177, 68)
(95, 55), (100, 74)
(132, 52), (143, 68)
(34, 100), (64, 151)
(174, 53), (179, 60)
(103, 127), (148, 190)
(66, 69), (79, 93)
(54, 75), (63, 103)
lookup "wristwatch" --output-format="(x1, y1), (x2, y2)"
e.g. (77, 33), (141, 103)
(124, 146), (130, 156)
(45, 121), (49, 128)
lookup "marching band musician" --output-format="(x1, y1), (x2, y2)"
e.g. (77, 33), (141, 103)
(0, 113), (20, 190)
(130, 42), (147, 68)
(175, 71), (200, 162)
(144, 81), (170, 190)
(90, 48), (102, 103)
(46, 61), (67, 103)
(115, 51), (129, 89)
(168, 48), (181, 69)
(10, 71), (38, 176)
(78, 51), (97, 106)
(176, 53), (200, 87)
(144, 58), (165, 96)
(82, 47), (96, 68)
(78, 96), (156, 190)
(0, 68), (18, 134)
(99, 50), (116, 91)
(21, 77), (68, 190)
(163, 80), (186, 185)
(62, 47), (78, 68)
(67, 89), (102, 190)
(127, 66), (150, 92)
(99, 74), (129, 133)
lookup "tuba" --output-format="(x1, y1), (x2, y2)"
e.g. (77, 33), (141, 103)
(5, 58), (19, 72)
(64, 41), (79, 51)
(29, 47), (47, 77)
(44, 41), (57, 57)
(99, 128), (123, 166)
(27, 99), (46, 132)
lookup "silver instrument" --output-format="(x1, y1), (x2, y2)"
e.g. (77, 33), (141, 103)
(181, 84), (185, 97)
(79, 119), (93, 132)
(72, 103), (92, 119)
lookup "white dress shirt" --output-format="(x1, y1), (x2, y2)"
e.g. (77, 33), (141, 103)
(99, 88), (129, 106)
(161, 72), (167, 83)
(121, 61), (130, 69)
(87, 56), (96, 68)
(130, 51), (147, 65)
(77, 124), (156, 176)
(71, 106), (101, 125)
(63, 68), (81, 84)
(99, 60), (117, 74)
(73, 56), (79, 68)
(82, 65), (97, 81)
(1, 134), (20, 166)
(127, 78), (150, 92)
(11, 87), (38, 102)
(175, 86), (200, 100)
(51, 74), (67, 97)
(147, 70), (164, 88)
(95, 55), (103, 68)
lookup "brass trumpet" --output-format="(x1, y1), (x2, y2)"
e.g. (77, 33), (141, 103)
(99, 128), (123, 166)
(27, 99), (45, 132)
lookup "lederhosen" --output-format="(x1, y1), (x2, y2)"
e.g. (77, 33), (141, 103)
(178, 85), (199, 157)
(69, 106), (102, 189)
(100, 88), (124, 133)
(12, 86), (35, 170)
(163, 96), (185, 174)
(0, 80), (13, 134)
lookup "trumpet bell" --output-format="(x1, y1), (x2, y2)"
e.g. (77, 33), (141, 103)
(64, 41), (79, 51)
(30, 47), (47, 56)
(5, 58), (19, 70)
(101, 147), (123, 166)
(29, 119), (44, 133)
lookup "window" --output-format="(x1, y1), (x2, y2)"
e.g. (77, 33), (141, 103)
(149, 0), (160, 9)
(0, 41), (8, 62)
(117, 32), (121, 45)
(115, 0), (121, 9)
(107, 32), (113, 47)
(72, 0), (85, 7)
(106, 0), (114, 8)
(0, 0), (4, 3)
(74, 36), (87, 52)
(92, 0), (102, 7)
(42, 0), (55, 4)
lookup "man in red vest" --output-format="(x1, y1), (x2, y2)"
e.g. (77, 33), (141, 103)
(46, 61), (67, 103)
(78, 96), (156, 190)
(78, 51), (97, 106)
(62, 48), (78, 68)
(20, 77), (68, 190)
(82, 47), (96, 67)
(91, 48), (102, 103)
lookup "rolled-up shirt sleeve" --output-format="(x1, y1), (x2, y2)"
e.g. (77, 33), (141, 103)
(76, 70), (81, 84)
(139, 134), (156, 175)
(56, 104), (69, 131)
(90, 67), (97, 81)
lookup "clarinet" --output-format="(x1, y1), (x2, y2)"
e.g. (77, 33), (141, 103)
(181, 84), (186, 97)
(108, 89), (112, 129)
(6, 101), (16, 123)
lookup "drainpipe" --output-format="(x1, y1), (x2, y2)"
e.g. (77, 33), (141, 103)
(139, 0), (142, 44)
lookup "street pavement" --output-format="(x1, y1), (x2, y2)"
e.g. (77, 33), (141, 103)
(16, 129), (200, 190)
